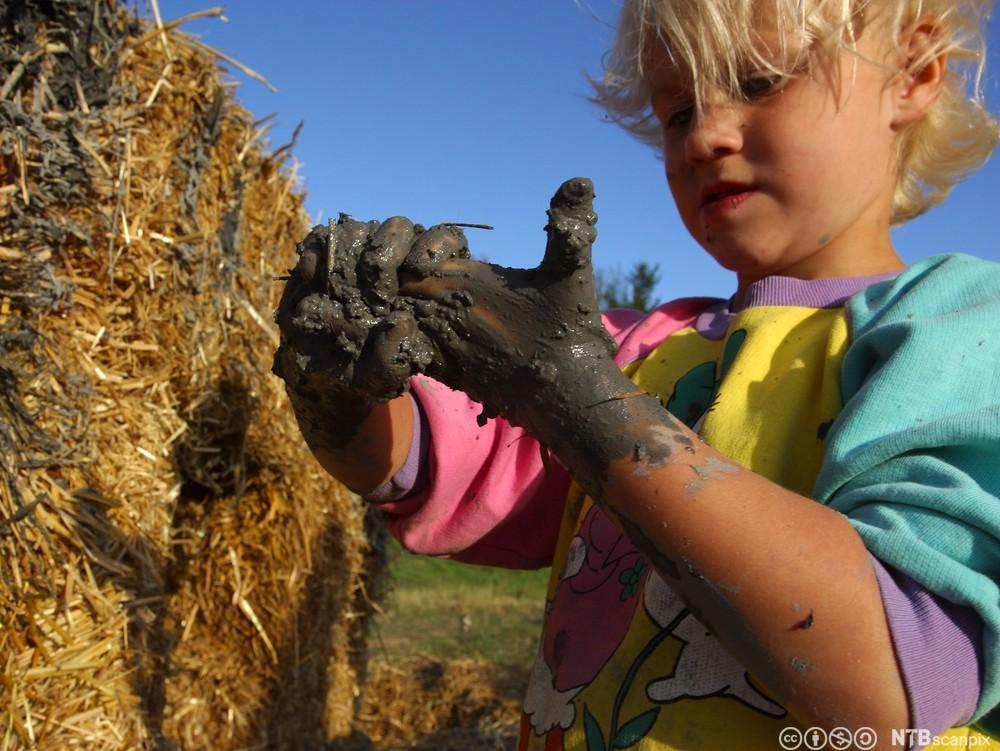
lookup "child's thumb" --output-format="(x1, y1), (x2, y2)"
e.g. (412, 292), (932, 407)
(538, 177), (597, 281)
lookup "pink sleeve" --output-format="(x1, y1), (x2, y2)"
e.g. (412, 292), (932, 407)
(377, 297), (716, 568)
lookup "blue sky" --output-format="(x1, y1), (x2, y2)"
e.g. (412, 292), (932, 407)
(156, 1), (999, 302)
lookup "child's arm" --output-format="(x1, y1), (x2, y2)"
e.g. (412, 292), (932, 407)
(287, 392), (414, 494)
(367, 303), (710, 567)
(585, 401), (910, 737)
(401, 178), (910, 741)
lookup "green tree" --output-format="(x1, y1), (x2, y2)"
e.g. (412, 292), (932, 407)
(595, 261), (661, 313)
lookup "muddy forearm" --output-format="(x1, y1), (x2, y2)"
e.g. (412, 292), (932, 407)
(527, 362), (907, 739)
(512, 360), (677, 498)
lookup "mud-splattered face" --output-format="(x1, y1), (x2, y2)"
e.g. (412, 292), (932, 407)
(649, 22), (906, 286)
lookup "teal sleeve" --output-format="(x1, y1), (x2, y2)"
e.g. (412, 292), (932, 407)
(813, 254), (1000, 732)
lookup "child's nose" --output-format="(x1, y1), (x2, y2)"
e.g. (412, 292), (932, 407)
(684, 102), (745, 163)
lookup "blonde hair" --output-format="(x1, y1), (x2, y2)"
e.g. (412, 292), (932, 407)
(592, 0), (1000, 223)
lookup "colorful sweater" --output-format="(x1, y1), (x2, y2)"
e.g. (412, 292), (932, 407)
(372, 254), (1000, 749)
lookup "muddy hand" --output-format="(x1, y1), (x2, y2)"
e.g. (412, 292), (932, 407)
(399, 177), (617, 432)
(273, 216), (446, 402)
(273, 215), (458, 452)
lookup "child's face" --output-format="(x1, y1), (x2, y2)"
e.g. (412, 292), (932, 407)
(650, 22), (906, 282)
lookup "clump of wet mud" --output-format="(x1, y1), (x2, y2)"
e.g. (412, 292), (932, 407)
(273, 215), (460, 401)
(273, 178), (619, 440)
(272, 214), (471, 448)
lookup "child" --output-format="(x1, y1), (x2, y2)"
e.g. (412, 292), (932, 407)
(273, 0), (1000, 748)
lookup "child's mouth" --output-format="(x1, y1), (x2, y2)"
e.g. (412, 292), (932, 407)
(701, 187), (756, 217)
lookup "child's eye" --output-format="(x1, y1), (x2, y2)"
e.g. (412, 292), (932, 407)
(738, 72), (786, 99)
(661, 103), (694, 129)
(650, 89), (694, 131)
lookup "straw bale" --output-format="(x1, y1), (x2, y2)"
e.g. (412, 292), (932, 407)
(346, 657), (526, 751)
(1, 2), (386, 748)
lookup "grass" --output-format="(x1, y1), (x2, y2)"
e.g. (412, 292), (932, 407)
(370, 539), (551, 668)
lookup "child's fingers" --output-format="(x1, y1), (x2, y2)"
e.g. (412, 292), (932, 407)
(279, 294), (371, 381)
(293, 228), (326, 286)
(294, 294), (367, 340)
(534, 178), (609, 354)
(357, 216), (417, 313)
(402, 225), (470, 276)
(276, 226), (330, 327)
(398, 261), (510, 349)
(539, 177), (597, 281)
(397, 257), (471, 299)
(353, 311), (435, 400)
(329, 214), (377, 292)
(403, 262), (531, 369)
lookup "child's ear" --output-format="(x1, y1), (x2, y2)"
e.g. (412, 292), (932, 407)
(890, 16), (947, 130)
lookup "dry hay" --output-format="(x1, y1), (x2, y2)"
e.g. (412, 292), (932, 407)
(0, 2), (386, 748)
(341, 657), (526, 751)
